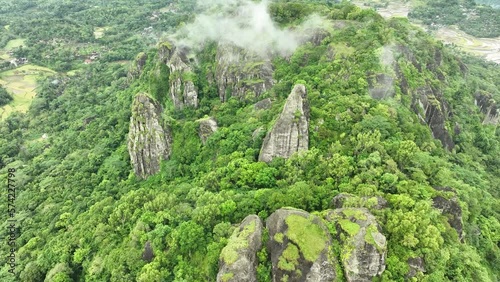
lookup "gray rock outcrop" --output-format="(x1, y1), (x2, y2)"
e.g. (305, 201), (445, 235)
(215, 44), (274, 102)
(324, 208), (387, 282)
(259, 84), (309, 162)
(217, 215), (263, 282)
(395, 45), (455, 151)
(198, 117), (218, 145)
(254, 98), (272, 111)
(158, 41), (198, 109)
(411, 84), (454, 150)
(432, 187), (464, 242)
(127, 93), (172, 179)
(128, 52), (148, 81)
(406, 257), (425, 279)
(331, 194), (388, 210)
(266, 208), (336, 282)
(475, 92), (499, 125)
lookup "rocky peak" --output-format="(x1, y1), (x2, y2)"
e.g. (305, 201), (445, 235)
(217, 215), (263, 282)
(324, 208), (387, 282)
(197, 117), (218, 145)
(127, 93), (172, 179)
(215, 43), (274, 102)
(266, 208), (337, 282)
(259, 84), (309, 162)
(158, 41), (198, 109)
(475, 91), (499, 125)
(128, 52), (148, 81)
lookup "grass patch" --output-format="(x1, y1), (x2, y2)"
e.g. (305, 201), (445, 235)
(338, 219), (360, 237)
(5, 39), (26, 51)
(93, 27), (109, 39)
(278, 244), (300, 271)
(342, 209), (368, 221)
(285, 214), (326, 262)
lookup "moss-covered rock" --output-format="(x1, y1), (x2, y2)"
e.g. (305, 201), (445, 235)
(217, 215), (263, 282)
(158, 41), (198, 109)
(432, 186), (464, 242)
(127, 93), (172, 179)
(324, 208), (386, 282)
(266, 208), (336, 282)
(197, 116), (218, 145)
(215, 43), (274, 102)
(128, 52), (148, 81)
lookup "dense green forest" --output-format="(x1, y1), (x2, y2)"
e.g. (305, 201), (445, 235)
(0, 0), (499, 281)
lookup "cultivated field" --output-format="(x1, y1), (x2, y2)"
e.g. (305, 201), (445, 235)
(0, 64), (55, 120)
(352, 0), (500, 64)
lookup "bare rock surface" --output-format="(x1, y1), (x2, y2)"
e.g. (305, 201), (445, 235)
(259, 84), (309, 162)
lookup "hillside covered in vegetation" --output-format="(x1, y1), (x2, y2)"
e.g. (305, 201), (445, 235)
(0, 0), (499, 281)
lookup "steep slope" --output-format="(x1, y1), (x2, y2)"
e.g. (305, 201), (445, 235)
(0, 2), (499, 282)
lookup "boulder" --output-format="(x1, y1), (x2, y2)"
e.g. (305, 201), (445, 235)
(324, 208), (387, 282)
(432, 187), (464, 242)
(266, 208), (336, 282)
(142, 241), (154, 263)
(215, 44), (274, 102)
(158, 41), (198, 109)
(127, 93), (172, 179)
(259, 84), (309, 162)
(198, 117), (218, 145)
(406, 257), (425, 279)
(217, 215), (263, 282)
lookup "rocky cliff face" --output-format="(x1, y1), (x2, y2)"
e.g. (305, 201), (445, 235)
(128, 52), (148, 81)
(215, 44), (274, 102)
(158, 41), (198, 109)
(259, 84), (309, 162)
(127, 93), (172, 179)
(475, 92), (499, 125)
(266, 208), (337, 282)
(395, 45), (455, 150)
(432, 187), (464, 242)
(325, 208), (387, 282)
(217, 215), (263, 282)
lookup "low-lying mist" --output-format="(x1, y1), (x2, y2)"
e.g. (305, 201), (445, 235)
(171, 0), (328, 58)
